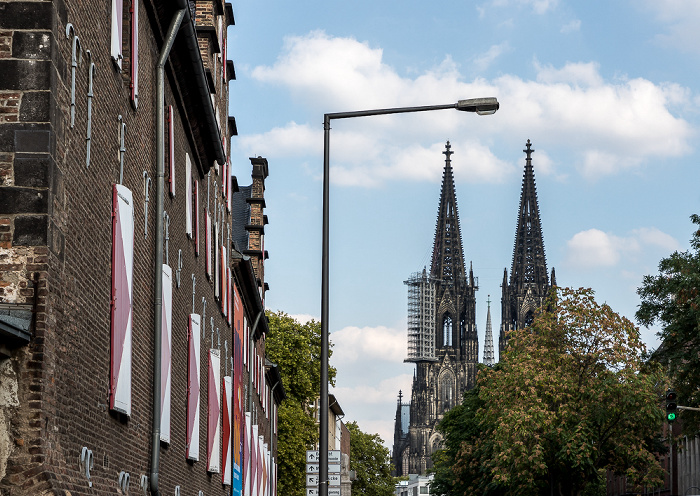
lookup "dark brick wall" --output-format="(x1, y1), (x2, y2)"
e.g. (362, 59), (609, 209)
(0, 1), (276, 495)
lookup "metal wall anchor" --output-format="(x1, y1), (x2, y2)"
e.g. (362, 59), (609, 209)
(202, 297), (207, 339)
(164, 211), (170, 265)
(66, 23), (81, 129)
(143, 171), (151, 238)
(118, 115), (126, 184)
(86, 50), (96, 167)
(176, 249), (182, 288)
(118, 471), (130, 495)
(79, 447), (93, 487)
(191, 274), (196, 314)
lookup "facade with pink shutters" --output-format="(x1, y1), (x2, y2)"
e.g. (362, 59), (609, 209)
(0, 1), (282, 495)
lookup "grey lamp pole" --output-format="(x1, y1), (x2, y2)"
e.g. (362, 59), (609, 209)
(319, 97), (499, 496)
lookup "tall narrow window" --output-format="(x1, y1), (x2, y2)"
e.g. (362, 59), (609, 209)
(443, 316), (452, 347)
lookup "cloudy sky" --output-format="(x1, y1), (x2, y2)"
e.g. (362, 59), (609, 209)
(226, 0), (700, 449)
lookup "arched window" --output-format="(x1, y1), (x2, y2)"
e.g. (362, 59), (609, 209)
(440, 375), (454, 410)
(443, 316), (452, 347)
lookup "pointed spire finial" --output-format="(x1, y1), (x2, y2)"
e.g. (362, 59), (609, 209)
(524, 139), (535, 163)
(443, 141), (454, 163)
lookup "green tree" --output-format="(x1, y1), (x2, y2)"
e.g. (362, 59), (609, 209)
(346, 421), (395, 496)
(637, 214), (700, 433)
(265, 311), (337, 496)
(438, 288), (664, 496)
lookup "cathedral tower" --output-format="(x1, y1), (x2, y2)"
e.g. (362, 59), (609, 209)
(499, 140), (555, 354)
(394, 141), (479, 476)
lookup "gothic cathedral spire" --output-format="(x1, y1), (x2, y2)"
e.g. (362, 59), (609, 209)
(430, 141), (466, 287)
(500, 140), (553, 354)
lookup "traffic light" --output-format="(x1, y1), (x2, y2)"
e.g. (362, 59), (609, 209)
(666, 389), (678, 423)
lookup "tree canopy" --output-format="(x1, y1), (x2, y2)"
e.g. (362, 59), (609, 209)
(265, 311), (337, 496)
(346, 421), (395, 496)
(433, 287), (665, 496)
(637, 214), (700, 433)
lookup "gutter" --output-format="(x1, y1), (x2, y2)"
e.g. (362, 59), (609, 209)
(151, 7), (186, 495)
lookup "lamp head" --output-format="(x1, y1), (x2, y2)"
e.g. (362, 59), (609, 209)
(456, 97), (499, 115)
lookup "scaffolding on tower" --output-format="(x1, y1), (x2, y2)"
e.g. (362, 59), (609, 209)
(404, 268), (438, 362)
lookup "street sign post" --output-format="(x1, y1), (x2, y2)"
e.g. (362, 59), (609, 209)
(306, 450), (342, 495)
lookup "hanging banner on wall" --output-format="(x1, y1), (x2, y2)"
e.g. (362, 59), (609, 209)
(130, 0), (138, 108)
(252, 424), (259, 496)
(220, 246), (227, 316)
(187, 314), (201, 461)
(186, 153), (193, 238)
(110, 0), (123, 68)
(168, 106), (175, 197)
(194, 181), (200, 256)
(244, 412), (251, 496)
(227, 268), (232, 327)
(223, 375), (232, 485)
(110, 184), (134, 416)
(232, 299), (243, 495)
(214, 222), (220, 300)
(206, 212), (211, 278)
(160, 264), (173, 443)
(208, 349), (221, 473)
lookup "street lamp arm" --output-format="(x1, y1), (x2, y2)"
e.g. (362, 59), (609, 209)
(325, 97), (499, 121)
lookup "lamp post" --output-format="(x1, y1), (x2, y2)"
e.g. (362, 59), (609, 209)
(319, 97), (499, 495)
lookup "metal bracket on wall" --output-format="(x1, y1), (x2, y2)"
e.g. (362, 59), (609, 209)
(143, 171), (151, 238)
(79, 447), (93, 487)
(139, 475), (148, 495)
(164, 211), (170, 265)
(118, 471), (130, 495)
(176, 250), (182, 288)
(174, 486), (181, 496)
(65, 23), (81, 129)
(202, 297), (207, 339)
(86, 50), (96, 167)
(118, 115), (126, 184)
(191, 274), (196, 314)
(224, 340), (229, 375)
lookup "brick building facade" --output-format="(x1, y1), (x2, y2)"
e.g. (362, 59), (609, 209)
(0, 1), (280, 495)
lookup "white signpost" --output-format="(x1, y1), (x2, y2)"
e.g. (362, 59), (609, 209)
(306, 450), (342, 496)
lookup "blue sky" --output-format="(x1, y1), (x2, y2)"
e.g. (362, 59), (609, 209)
(226, 0), (700, 448)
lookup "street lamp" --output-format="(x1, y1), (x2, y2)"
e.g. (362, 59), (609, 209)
(319, 97), (499, 495)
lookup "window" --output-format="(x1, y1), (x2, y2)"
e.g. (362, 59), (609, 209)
(443, 315), (452, 346)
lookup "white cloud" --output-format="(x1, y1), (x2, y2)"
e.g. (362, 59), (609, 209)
(561, 19), (581, 34)
(236, 122), (319, 159)
(289, 313), (317, 325)
(331, 373), (413, 446)
(640, 0), (700, 53)
(331, 325), (406, 365)
(565, 227), (680, 268)
(490, 0), (559, 14)
(473, 42), (511, 73)
(242, 32), (694, 187)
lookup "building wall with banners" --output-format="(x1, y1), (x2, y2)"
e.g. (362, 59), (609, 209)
(0, 1), (281, 495)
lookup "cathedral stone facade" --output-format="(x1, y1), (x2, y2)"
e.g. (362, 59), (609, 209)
(392, 140), (553, 476)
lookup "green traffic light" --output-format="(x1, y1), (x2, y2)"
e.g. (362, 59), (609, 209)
(668, 412), (676, 422)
